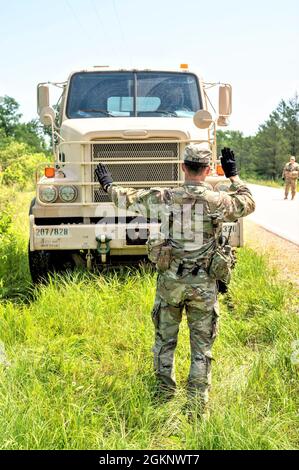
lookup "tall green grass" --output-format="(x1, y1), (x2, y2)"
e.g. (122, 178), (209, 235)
(0, 188), (298, 450)
(244, 177), (299, 191)
(0, 188), (33, 300)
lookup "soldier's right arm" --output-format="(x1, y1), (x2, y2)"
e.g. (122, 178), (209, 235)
(282, 164), (287, 178)
(107, 185), (172, 218)
(212, 179), (256, 222)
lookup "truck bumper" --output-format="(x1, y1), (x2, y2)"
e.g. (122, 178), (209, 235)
(29, 215), (243, 252)
(29, 214), (161, 253)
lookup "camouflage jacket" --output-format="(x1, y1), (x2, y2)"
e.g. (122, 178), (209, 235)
(282, 162), (299, 179)
(108, 180), (255, 262)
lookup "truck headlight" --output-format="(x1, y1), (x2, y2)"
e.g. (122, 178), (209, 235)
(59, 185), (78, 202)
(39, 185), (58, 203)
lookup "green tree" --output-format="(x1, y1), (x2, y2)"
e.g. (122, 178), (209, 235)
(0, 95), (47, 152)
(0, 141), (48, 189)
(216, 130), (256, 177)
(0, 141), (32, 170)
(14, 119), (47, 152)
(276, 94), (299, 157)
(217, 93), (299, 180)
(254, 114), (289, 179)
(2, 153), (46, 189)
(0, 96), (21, 137)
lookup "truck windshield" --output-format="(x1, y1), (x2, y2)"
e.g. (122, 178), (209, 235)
(66, 71), (202, 118)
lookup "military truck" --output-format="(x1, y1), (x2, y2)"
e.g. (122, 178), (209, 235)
(29, 65), (241, 282)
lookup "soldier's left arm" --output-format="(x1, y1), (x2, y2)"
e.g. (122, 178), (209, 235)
(216, 180), (256, 222)
(107, 185), (172, 218)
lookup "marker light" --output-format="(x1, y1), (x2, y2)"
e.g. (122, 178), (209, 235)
(45, 167), (55, 178)
(216, 164), (225, 176)
(180, 64), (189, 69)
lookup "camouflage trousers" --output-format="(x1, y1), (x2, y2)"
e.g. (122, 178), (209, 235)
(285, 178), (297, 198)
(151, 260), (219, 405)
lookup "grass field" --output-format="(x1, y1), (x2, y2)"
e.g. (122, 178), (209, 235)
(243, 177), (283, 188)
(244, 177), (298, 191)
(0, 188), (298, 450)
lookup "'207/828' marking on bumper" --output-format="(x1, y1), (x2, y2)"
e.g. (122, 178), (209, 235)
(35, 227), (70, 238)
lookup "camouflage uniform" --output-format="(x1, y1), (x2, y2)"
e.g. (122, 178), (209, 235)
(107, 145), (255, 405)
(282, 159), (299, 199)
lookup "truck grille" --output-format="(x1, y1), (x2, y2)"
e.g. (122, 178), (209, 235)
(91, 142), (180, 202)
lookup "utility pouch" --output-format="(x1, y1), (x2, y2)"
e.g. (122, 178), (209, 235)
(156, 245), (172, 272)
(147, 238), (163, 264)
(146, 237), (172, 272)
(208, 244), (233, 285)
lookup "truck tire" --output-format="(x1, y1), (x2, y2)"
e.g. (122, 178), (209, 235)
(28, 244), (76, 284)
(28, 197), (51, 284)
(28, 198), (76, 283)
(29, 197), (36, 215)
(28, 243), (53, 284)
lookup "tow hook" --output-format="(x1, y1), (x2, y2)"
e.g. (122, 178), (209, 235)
(96, 235), (111, 264)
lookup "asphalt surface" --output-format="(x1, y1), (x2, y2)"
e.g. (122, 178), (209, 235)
(247, 184), (299, 246)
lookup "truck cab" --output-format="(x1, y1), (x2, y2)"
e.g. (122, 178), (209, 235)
(29, 66), (240, 281)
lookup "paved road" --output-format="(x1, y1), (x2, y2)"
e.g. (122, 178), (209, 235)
(247, 184), (299, 246)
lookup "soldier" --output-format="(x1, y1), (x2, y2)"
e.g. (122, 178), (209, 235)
(282, 156), (299, 200)
(95, 145), (255, 413)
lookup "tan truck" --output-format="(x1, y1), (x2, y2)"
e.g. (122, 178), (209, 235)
(29, 65), (242, 282)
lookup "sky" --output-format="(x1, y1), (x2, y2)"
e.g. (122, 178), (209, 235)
(0, 0), (298, 136)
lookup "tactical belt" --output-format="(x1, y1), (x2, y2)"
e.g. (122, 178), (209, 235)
(175, 258), (209, 276)
(172, 237), (216, 277)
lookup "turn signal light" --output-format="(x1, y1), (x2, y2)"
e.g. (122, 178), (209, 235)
(216, 164), (225, 176)
(45, 167), (55, 178)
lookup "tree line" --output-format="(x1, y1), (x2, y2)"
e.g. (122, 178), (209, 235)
(0, 96), (47, 153)
(0, 93), (298, 182)
(0, 96), (48, 188)
(217, 94), (299, 179)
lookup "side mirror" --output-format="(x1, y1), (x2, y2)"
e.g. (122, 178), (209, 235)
(37, 84), (50, 115)
(218, 84), (232, 126)
(40, 106), (55, 126)
(193, 110), (213, 129)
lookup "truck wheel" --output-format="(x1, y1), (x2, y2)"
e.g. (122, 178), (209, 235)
(29, 197), (36, 215)
(28, 243), (53, 284)
(28, 244), (76, 284)
(28, 199), (76, 283)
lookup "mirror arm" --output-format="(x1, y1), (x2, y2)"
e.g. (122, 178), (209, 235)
(54, 130), (64, 142)
(203, 87), (216, 114)
(212, 121), (217, 167)
(46, 116), (65, 157)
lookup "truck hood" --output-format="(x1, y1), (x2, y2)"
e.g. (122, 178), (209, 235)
(60, 117), (209, 145)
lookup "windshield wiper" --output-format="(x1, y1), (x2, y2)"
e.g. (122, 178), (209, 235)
(149, 110), (178, 117)
(79, 108), (115, 117)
